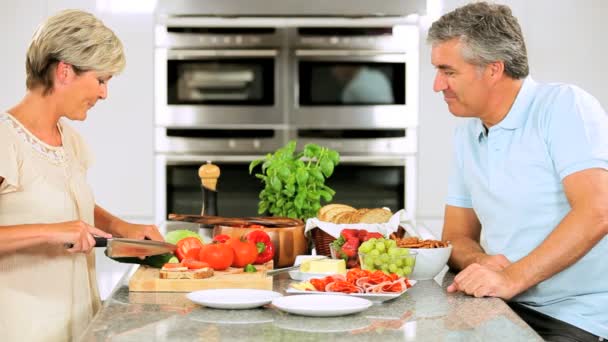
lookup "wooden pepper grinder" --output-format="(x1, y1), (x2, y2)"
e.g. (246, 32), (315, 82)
(198, 161), (220, 231)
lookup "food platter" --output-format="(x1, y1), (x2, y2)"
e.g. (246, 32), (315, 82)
(285, 280), (416, 304)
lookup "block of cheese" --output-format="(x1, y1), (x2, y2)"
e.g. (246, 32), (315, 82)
(300, 259), (346, 274)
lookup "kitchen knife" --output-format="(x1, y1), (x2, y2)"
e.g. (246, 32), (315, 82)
(168, 213), (303, 227)
(94, 237), (177, 258)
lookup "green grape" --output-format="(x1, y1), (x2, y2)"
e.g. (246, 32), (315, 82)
(379, 254), (390, 263)
(375, 242), (386, 253)
(388, 263), (398, 273)
(405, 256), (415, 267)
(364, 256), (375, 268)
(374, 258), (384, 267)
(384, 239), (396, 250)
(402, 266), (412, 275)
(369, 249), (380, 257)
(395, 268), (405, 277)
(398, 247), (410, 256)
(394, 258), (404, 267)
(388, 247), (400, 257)
(359, 241), (373, 253)
(380, 264), (390, 273)
(366, 238), (378, 245)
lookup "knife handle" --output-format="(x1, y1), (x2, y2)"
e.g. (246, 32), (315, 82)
(94, 236), (108, 247)
(64, 236), (108, 249)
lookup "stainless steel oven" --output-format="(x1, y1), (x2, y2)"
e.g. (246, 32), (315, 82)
(155, 22), (286, 127)
(154, 16), (420, 230)
(289, 25), (419, 128)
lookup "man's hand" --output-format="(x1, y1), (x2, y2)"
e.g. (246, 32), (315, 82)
(477, 254), (511, 271)
(447, 263), (521, 299)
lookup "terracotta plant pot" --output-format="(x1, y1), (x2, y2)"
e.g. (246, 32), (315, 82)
(213, 224), (308, 268)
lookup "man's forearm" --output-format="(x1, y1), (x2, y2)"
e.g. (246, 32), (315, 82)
(503, 207), (608, 294)
(447, 236), (487, 271)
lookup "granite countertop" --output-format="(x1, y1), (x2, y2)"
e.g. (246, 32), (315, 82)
(79, 269), (542, 341)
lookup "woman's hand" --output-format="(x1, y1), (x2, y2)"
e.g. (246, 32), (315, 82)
(51, 220), (112, 254)
(114, 222), (164, 242)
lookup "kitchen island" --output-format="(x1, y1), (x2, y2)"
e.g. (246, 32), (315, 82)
(79, 269), (542, 341)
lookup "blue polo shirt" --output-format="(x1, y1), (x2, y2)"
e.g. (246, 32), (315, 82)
(446, 77), (608, 338)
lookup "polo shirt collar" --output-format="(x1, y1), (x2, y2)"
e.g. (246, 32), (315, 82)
(475, 76), (538, 141)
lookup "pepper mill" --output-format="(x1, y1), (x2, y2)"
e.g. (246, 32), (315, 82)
(198, 161), (220, 237)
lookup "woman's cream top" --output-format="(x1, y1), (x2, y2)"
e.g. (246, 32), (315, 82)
(0, 112), (100, 342)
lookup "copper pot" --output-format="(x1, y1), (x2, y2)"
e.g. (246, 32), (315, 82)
(213, 224), (308, 268)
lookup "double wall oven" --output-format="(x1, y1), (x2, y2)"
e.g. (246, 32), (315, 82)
(155, 16), (419, 229)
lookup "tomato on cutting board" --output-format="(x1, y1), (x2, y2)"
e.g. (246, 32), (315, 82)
(199, 243), (234, 270)
(226, 237), (258, 268)
(182, 259), (210, 270)
(175, 237), (204, 261)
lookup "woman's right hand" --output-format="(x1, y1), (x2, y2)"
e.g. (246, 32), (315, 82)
(50, 220), (112, 254)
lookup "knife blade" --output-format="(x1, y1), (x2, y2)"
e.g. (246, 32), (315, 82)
(95, 237), (177, 258)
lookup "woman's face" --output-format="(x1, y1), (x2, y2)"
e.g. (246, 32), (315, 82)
(62, 67), (111, 120)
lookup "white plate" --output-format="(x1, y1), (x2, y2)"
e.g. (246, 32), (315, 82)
(286, 280), (416, 304)
(272, 294), (372, 317)
(186, 289), (283, 309)
(288, 270), (339, 281)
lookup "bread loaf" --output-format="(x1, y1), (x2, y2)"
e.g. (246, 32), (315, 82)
(317, 204), (392, 224)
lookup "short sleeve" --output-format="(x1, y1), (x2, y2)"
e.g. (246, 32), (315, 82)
(60, 121), (95, 170)
(446, 126), (473, 208)
(544, 86), (608, 180)
(0, 125), (21, 194)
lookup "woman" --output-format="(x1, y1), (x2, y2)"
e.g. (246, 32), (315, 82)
(0, 10), (163, 341)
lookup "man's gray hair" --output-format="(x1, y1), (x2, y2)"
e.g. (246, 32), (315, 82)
(427, 2), (529, 79)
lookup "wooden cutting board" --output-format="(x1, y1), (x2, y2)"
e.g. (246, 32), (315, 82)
(129, 262), (273, 292)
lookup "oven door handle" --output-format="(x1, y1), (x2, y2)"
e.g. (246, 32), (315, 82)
(294, 49), (407, 62)
(168, 49), (278, 59)
(161, 154), (409, 166)
(163, 154), (263, 165)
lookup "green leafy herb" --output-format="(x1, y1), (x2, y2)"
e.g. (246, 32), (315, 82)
(249, 140), (340, 221)
(244, 264), (257, 273)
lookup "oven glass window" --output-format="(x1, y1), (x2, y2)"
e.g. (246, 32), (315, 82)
(167, 163), (263, 217)
(299, 62), (405, 106)
(166, 163), (404, 218)
(167, 58), (274, 105)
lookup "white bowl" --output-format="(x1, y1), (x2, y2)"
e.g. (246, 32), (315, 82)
(408, 245), (452, 280)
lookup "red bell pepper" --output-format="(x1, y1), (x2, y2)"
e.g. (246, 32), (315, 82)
(245, 229), (275, 264)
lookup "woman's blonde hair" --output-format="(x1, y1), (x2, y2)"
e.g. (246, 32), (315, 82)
(26, 9), (126, 95)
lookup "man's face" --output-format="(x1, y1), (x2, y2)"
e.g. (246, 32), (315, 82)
(431, 38), (492, 118)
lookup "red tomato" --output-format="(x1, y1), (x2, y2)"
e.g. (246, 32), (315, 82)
(227, 238), (258, 268)
(175, 237), (204, 261)
(212, 234), (231, 243)
(182, 259), (210, 270)
(199, 243), (234, 270)
(162, 262), (184, 269)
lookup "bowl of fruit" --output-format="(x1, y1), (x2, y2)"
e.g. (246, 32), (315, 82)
(358, 238), (417, 277)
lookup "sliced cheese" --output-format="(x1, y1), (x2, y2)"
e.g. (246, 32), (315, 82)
(291, 281), (316, 291)
(300, 259), (346, 274)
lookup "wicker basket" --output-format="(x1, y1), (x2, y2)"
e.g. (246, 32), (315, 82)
(310, 228), (336, 256)
(311, 226), (407, 256)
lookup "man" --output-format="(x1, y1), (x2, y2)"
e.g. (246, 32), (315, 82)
(428, 2), (608, 341)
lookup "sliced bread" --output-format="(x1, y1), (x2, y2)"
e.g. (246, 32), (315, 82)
(159, 267), (214, 280)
